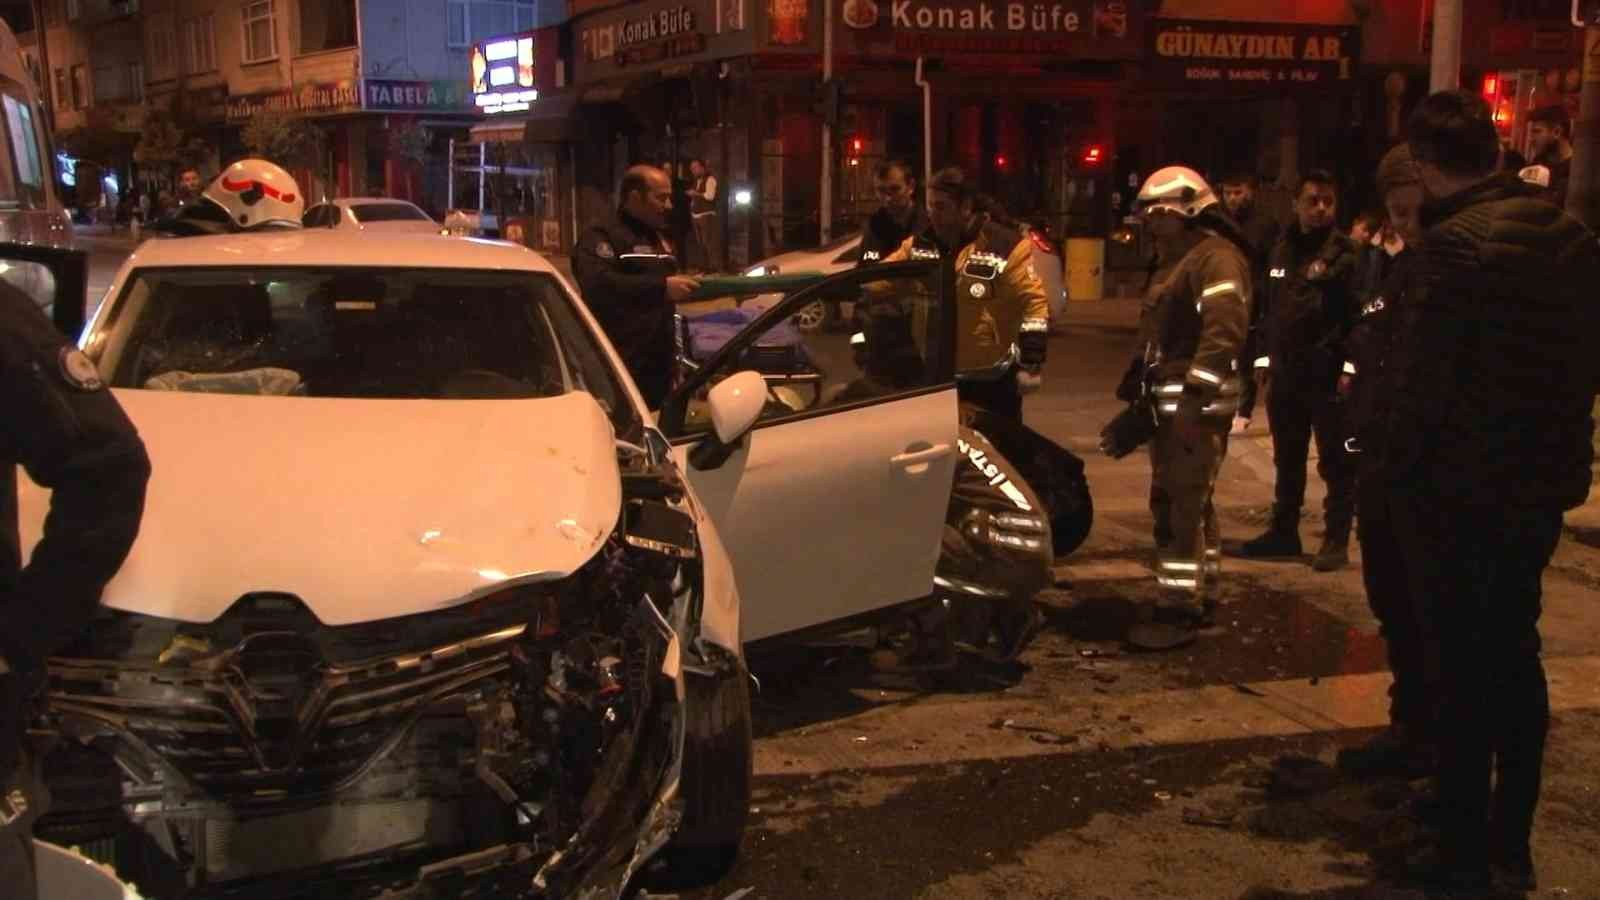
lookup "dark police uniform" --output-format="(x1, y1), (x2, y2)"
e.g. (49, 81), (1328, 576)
(573, 210), (683, 409)
(857, 206), (929, 267)
(1340, 245), (1436, 763)
(1250, 224), (1360, 552)
(0, 280), (150, 898)
(1232, 203), (1281, 421)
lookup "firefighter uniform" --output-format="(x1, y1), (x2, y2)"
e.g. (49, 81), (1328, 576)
(1246, 224), (1361, 560)
(0, 280), (150, 898)
(572, 211), (683, 408)
(882, 219), (1049, 420)
(1138, 234), (1251, 612)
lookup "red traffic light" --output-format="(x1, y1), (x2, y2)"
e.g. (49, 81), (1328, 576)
(849, 136), (864, 155)
(1481, 74), (1499, 99)
(1082, 144), (1104, 166)
(995, 154), (1008, 169)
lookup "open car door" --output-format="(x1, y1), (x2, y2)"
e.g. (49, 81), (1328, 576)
(658, 261), (958, 644)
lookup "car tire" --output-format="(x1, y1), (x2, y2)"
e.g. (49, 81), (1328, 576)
(794, 299), (830, 332)
(655, 660), (752, 886)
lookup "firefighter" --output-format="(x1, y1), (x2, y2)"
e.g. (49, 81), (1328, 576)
(879, 166), (1049, 421)
(572, 165), (702, 408)
(0, 279), (151, 898)
(1115, 167), (1252, 651)
(1237, 169), (1361, 571)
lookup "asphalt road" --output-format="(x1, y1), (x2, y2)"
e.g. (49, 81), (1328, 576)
(77, 234), (1600, 899)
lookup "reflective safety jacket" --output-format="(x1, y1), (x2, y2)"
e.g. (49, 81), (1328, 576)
(1135, 232), (1252, 419)
(883, 220), (1049, 372)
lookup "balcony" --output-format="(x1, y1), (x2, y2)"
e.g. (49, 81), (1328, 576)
(70, 0), (141, 28)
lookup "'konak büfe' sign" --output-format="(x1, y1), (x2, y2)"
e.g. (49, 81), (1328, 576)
(1145, 19), (1360, 93)
(837, 0), (1137, 59)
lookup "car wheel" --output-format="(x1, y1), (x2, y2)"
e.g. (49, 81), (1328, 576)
(655, 660), (752, 886)
(795, 299), (829, 332)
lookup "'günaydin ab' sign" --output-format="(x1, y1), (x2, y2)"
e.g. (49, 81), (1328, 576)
(1146, 19), (1360, 93)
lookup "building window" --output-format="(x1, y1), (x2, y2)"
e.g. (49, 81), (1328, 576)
(184, 14), (217, 73)
(69, 64), (87, 110)
(53, 69), (67, 111)
(447, 0), (538, 49)
(242, 0), (279, 64)
(19, 51), (43, 96)
(92, 62), (144, 105)
(66, 0), (80, 21)
(147, 13), (178, 81)
(299, 0), (358, 54)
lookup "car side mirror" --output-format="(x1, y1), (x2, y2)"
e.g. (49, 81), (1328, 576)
(689, 370), (766, 470)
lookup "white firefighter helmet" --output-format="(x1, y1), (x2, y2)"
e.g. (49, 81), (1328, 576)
(1135, 166), (1219, 218)
(204, 159), (304, 230)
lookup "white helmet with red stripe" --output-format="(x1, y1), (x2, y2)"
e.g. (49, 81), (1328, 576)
(1135, 166), (1219, 219)
(203, 159), (304, 230)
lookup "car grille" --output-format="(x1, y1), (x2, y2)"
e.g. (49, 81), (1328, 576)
(48, 623), (526, 802)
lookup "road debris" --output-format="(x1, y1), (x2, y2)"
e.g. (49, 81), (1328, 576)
(989, 717), (1078, 744)
(1182, 807), (1237, 828)
(853, 736), (869, 743)
(723, 889), (755, 900)
(1232, 683), (1266, 697)
(1154, 791), (1173, 801)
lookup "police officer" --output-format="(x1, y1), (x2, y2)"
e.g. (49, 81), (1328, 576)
(1219, 172), (1280, 434)
(1114, 167), (1252, 651)
(573, 165), (702, 409)
(879, 166), (1048, 421)
(1238, 169), (1361, 571)
(0, 279), (150, 898)
(858, 160), (929, 267)
(1334, 143), (1436, 780)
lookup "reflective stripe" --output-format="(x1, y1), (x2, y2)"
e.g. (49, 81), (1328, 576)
(1254, 356), (1270, 368)
(1200, 281), (1240, 298)
(1156, 383), (1186, 395)
(1204, 548), (1221, 557)
(1020, 318), (1049, 333)
(851, 332), (867, 346)
(1157, 576), (1199, 589)
(1160, 560), (1200, 572)
(1342, 361), (1357, 375)
(1157, 401), (1179, 414)
(1188, 367), (1224, 385)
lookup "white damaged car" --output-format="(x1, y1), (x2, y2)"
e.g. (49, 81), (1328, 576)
(19, 232), (1002, 897)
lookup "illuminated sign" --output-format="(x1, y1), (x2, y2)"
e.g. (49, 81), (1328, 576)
(470, 31), (537, 115)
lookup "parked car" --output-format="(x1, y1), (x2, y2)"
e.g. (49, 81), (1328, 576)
(21, 230), (1088, 897)
(302, 197), (440, 234)
(741, 228), (1068, 332)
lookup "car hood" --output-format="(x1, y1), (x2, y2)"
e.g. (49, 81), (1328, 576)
(356, 221), (442, 234)
(18, 390), (622, 626)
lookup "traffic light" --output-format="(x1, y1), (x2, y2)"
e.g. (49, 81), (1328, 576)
(995, 154), (1009, 171)
(846, 134), (864, 167)
(1081, 144), (1105, 167)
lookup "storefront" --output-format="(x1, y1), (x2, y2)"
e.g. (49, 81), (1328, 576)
(447, 26), (575, 252)
(570, 0), (760, 268)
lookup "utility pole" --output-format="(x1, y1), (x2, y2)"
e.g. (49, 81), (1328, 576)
(820, 0), (834, 243)
(1429, 0), (1463, 92)
(1569, 17), (1600, 231)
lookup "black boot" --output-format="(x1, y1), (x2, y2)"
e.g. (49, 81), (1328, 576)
(1313, 535), (1350, 572)
(1337, 727), (1436, 779)
(1237, 510), (1302, 559)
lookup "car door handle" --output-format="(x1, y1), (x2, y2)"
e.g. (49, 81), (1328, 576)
(890, 443), (952, 470)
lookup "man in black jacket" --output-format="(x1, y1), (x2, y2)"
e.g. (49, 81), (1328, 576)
(1384, 90), (1600, 893)
(1237, 170), (1361, 571)
(573, 165), (702, 408)
(0, 279), (151, 898)
(1221, 172), (1279, 432)
(1335, 143), (1435, 781)
(858, 160), (929, 266)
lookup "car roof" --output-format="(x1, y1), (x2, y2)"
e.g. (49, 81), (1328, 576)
(126, 231), (559, 274)
(328, 197), (423, 207)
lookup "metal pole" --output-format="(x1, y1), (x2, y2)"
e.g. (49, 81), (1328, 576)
(447, 137), (455, 211)
(1569, 25), (1600, 231)
(915, 57), (931, 189)
(30, 0), (55, 131)
(820, 0), (833, 243)
(1429, 0), (1463, 92)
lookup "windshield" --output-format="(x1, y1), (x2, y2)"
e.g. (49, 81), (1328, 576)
(90, 266), (641, 433)
(351, 202), (431, 223)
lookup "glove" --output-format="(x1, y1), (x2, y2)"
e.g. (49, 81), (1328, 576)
(1099, 399), (1158, 459)
(1016, 369), (1043, 395)
(1115, 357), (1144, 403)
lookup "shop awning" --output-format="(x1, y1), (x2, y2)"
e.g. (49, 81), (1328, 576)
(467, 120), (525, 145)
(523, 93), (579, 145)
